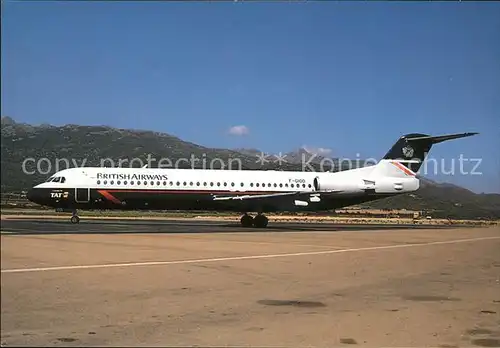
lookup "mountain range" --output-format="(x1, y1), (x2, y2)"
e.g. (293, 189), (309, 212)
(2, 116), (499, 219)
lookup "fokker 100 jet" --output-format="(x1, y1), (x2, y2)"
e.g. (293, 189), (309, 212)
(26, 132), (477, 227)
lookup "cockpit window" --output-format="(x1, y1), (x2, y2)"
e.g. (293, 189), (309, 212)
(45, 176), (66, 183)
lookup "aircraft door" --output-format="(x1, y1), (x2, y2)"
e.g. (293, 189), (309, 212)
(75, 188), (90, 203)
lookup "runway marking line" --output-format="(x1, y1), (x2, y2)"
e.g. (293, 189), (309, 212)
(1, 236), (499, 274)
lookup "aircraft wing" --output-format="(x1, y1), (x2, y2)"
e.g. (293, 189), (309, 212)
(212, 191), (305, 201)
(211, 190), (340, 202)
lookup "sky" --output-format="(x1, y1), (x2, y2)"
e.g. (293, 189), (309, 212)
(2, 1), (500, 193)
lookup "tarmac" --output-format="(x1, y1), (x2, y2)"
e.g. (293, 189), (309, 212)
(1, 218), (500, 347)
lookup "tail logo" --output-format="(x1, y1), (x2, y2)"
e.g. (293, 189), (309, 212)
(402, 145), (414, 158)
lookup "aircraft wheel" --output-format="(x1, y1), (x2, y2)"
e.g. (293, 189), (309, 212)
(240, 214), (254, 227)
(70, 215), (80, 224)
(253, 214), (268, 228)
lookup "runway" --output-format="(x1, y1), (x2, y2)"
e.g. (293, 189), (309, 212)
(1, 219), (500, 347)
(0, 218), (465, 235)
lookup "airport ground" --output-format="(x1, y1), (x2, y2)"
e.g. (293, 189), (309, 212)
(2, 207), (499, 226)
(1, 219), (500, 347)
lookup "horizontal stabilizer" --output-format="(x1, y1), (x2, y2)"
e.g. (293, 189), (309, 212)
(405, 132), (479, 145)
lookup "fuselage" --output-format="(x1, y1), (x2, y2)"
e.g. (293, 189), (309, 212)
(26, 162), (419, 213)
(25, 131), (479, 221)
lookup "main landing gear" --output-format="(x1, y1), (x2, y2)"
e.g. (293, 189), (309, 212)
(240, 213), (268, 228)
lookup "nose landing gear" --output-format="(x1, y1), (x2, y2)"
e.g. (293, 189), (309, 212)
(70, 210), (80, 224)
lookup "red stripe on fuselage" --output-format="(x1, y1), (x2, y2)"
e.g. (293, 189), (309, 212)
(97, 190), (122, 204)
(390, 161), (416, 177)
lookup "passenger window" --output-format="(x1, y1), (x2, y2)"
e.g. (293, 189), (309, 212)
(110, 180), (114, 185)
(131, 181), (134, 185)
(157, 181), (160, 186)
(151, 181), (154, 186)
(124, 181), (128, 185)
(256, 183), (259, 187)
(104, 180), (108, 185)
(143, 181), (147, 185)
(117, 180), (121, 185)
(163, 181), (167, 186)
(97, 180), (101, 185)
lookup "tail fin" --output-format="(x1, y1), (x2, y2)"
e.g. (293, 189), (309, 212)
(383, 132), (478, 173)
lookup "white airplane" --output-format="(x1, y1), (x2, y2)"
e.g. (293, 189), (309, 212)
(26, 132), (477, 227)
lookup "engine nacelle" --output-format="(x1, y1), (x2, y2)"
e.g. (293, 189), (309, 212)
(313, 176), (419, 194)
(313, 176), (363, 194)
(372, 177), (419, 193)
